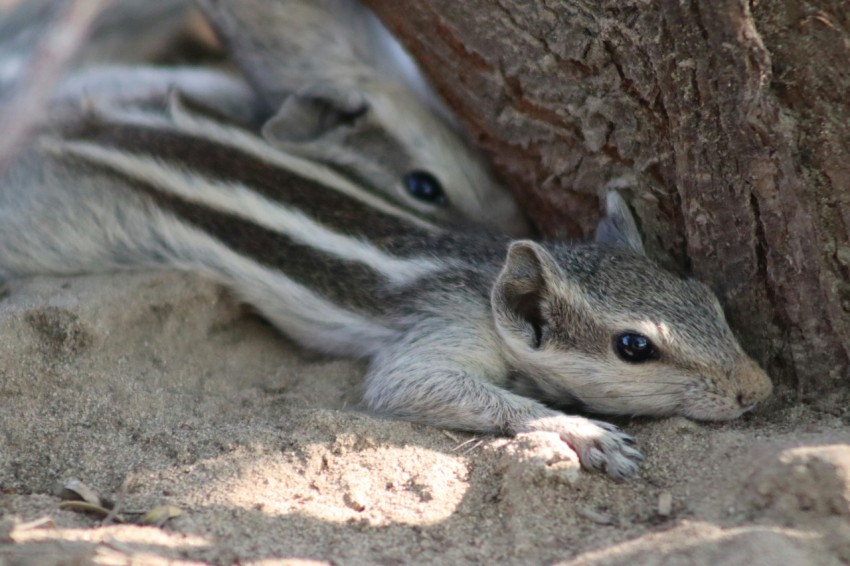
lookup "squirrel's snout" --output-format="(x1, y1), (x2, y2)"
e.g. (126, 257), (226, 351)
(683, 359), (774, 421)
(734, 359), (774, 409)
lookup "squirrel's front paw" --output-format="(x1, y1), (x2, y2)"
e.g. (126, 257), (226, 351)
(520, 415), (644, 480)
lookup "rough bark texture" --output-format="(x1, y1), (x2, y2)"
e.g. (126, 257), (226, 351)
(364, 0), (850, 408)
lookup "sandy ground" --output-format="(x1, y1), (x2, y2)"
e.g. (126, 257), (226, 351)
(0, 271), (848, 565)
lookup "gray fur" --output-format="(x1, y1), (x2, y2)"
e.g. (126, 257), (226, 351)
(0, 94), (773, 480)
(0, 0), (198, 82)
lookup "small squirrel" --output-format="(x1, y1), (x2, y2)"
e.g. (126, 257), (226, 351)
(0, 90), (773, 479)
(0, 0), (529, 236)
(194, 0), (530, 235)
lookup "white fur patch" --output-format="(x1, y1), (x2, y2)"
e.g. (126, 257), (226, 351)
(53, 66), (254, 115)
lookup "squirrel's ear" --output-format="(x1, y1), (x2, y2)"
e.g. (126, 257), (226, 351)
(262, 86), (368, 144)
(492, 241), (564, 348)
(594, 191), (646, 256)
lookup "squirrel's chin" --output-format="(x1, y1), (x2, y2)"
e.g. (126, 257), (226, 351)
(681, 396), (751, 421)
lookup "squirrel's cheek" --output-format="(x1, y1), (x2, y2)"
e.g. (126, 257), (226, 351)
(554, 361), (685, 417)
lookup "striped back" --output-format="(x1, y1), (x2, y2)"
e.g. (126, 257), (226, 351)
(25, 89), (508, 356)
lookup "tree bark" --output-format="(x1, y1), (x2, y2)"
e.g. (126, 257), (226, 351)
(364, 0), (850, 408)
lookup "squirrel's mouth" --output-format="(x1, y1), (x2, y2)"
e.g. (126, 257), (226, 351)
(681, 391), (754, 422)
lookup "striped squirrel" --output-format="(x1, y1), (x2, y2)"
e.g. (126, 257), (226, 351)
(0, 88), (773, 479)
(195, 0), (530, 235)
(0, 0), (528, 235)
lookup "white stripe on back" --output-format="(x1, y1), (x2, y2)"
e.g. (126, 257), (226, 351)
(143, 206), (400, 357)
(46, 139), (449, 285)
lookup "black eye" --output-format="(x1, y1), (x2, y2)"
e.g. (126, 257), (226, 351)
(614, 333), (658, 363)
(403, 170), (448, 206)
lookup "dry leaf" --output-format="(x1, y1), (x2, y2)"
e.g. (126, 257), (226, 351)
(140, 505), (183, 527)
(58, 479), (108, 508)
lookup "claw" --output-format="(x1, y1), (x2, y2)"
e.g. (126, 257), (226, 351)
(622, 445), (645, 462)
(520, 415), (644, 480)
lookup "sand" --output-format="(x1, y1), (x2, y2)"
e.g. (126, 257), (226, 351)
(1, 271), (848, 565)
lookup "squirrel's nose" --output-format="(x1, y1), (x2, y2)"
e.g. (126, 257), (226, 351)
(736, 392), (755, 412)
(734, 359), (774, 408)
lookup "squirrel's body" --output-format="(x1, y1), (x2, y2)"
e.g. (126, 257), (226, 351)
(0, 91), (773, 478)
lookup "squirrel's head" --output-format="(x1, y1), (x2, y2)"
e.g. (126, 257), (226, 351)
(260, 82), (530, 237)
(198, 0), (529, 236)
(491, 193), (773, 421)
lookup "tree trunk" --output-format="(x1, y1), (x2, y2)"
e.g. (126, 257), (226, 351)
(364, 0), (850, 409)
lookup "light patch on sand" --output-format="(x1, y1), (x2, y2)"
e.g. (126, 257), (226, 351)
(12, 523), (211, 548)
(568, 522), (824, 565)
(211, 444), (470, 527)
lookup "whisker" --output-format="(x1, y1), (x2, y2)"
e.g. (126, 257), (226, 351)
(461, 439), (486, 455)
(452, 436), (481, 451)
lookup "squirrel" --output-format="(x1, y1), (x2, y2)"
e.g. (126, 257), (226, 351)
(194, 0), (531, 236)
(0, 0), (529, 236)
(0, 86), (774, 479)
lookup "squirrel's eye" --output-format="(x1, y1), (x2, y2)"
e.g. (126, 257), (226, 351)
(403, 171), (448, 206)
(614, 332), (658, 363)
